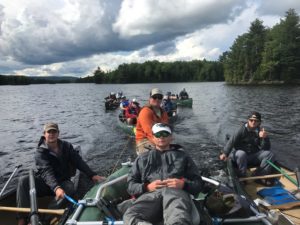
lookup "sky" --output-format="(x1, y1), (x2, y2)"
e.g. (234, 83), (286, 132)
(0, 0), (300, 77)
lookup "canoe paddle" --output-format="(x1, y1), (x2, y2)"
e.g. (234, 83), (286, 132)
(266, 160), (298, 187)
(0, 164), (22, 198)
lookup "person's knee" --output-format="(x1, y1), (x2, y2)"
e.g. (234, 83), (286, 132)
(266, 151), (275, 161)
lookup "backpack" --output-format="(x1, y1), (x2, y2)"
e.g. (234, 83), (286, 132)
(205, 188), (252, 219)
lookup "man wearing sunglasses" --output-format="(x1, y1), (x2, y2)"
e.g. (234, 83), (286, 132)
(124, 123), (203, 225)
(219, 112), (275, 179)
(135, 88), (169, 155)
(16, 122), (105, 225)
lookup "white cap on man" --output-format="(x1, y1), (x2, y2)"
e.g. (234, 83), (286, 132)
(152, 123), (172, 134)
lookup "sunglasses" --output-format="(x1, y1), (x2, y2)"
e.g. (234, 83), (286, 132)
(152, 95), (163, 100)
(248, 119), (260, 123)
(46, 130), (58, 134)
(153, 131), (171, 138)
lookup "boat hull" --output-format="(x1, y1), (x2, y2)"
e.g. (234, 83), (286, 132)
(227, 160), (300, 225)
(172, 98), (193, 107)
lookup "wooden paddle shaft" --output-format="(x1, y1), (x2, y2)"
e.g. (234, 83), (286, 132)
(0, 206), (64, 215)
(239, 172), (295, 181)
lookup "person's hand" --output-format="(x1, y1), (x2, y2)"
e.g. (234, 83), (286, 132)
(92, 175), (106, 183)
(219, 153), (228, 161)
(146, 180), (167, 192)
(164, 178), (185, 189)
(55, 187), (65, 200)
(259, 128), (268, 138)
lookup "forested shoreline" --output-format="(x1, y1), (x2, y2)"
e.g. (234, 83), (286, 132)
(1, 9), (299, 85)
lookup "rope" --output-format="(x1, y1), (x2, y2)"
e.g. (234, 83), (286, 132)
(110, 136), (131, 174)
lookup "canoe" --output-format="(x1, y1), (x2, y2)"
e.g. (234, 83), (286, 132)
(227, 160), (300, 225)
(105, 100), (120, 110)
(4, 159), (294, 225)
(172, 98), (193, 107)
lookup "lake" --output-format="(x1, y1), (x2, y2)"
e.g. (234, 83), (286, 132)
(0, 82), (299, 193)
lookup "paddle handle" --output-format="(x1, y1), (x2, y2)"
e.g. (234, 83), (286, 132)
(0, 206), (64, 215)
(239, 172), (296, 181)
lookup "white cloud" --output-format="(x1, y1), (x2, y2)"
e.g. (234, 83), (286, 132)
(0, 0), (299, 77)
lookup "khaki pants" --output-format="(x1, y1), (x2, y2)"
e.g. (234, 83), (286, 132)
(136, 139), (155, 155)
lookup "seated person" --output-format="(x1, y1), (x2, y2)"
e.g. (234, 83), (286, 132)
(135, 88), (169, 155)
(161, 95), (175, 117)
(123, 123), (204, 225)
(219, 112), (276, 179)
(16, 123), (105, 225)
(179, 88), (189, 99)
(124, 99), (141, 125)
(119, 96), (129, 121)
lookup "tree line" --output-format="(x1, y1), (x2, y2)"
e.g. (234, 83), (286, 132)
(1, 9), (299, 85)
(221, 9), (300, 84)
(90, 60), (224, 84)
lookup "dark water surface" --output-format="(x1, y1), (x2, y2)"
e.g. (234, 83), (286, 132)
(0, 82), (299, 193)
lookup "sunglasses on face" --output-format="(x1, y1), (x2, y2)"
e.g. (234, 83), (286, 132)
(47, 130), (58, 134)
(248, 119), (260, 123)
(153, 131), (171, 138)
(151, 95), (163, 100)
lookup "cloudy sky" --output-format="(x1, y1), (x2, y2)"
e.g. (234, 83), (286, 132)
(0, 0), (299, 77)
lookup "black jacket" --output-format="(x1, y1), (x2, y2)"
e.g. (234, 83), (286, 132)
(35, 136), (96, 191)
(127, 144), (203, 197)
(223, 123), (271, 156)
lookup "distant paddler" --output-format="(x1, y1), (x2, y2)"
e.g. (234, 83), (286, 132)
(16, 122), (105, 225)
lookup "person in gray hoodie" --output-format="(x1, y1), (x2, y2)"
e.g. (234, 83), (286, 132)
(16, 122), (105, 225)
(123, 123), (203, 225)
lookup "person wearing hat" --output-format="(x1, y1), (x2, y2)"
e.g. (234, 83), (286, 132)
(219, 112), (276, 179)
(124, 99), (141, 125)
(135, 88), (169, 155)
(123, 123), (203, 225)
(16, 122), (105, 225)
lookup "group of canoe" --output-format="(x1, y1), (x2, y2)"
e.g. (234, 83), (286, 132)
(1, 91), (300, 225)
(104, 91), (193, 136)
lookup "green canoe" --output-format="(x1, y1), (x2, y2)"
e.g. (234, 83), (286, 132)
(172, 98), (193, 107)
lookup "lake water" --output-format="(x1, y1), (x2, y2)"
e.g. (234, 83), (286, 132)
(0, 82), (299, 194)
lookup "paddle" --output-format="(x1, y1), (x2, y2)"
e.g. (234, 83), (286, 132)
(0, 206), (64, 215)
(0, 164), (22, 198)
(266, 160), (298, 187)
(239, 172), (296, 182)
